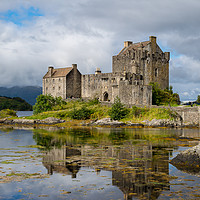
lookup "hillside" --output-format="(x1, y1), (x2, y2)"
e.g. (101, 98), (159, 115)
(0, 86), (42, 105)
(0, 96), (32, 111)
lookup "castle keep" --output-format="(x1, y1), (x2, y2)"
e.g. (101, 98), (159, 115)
(43, 36), (170, 106)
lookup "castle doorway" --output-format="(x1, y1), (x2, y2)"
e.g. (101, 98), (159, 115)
(103, 92), (108, 101)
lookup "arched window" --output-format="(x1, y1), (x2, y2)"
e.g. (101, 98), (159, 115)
(155, 68), (158, 77)
(103, 92), (108, 101)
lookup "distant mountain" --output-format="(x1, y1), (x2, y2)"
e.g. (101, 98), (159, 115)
(0, 96), (32, 111)
(0, 86), (42, 105)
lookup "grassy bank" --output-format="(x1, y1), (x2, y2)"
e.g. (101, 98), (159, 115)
(26, 99), (178, 124)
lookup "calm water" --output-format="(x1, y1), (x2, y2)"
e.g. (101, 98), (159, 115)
(1, 127), (200, 200)
(16, 111), (33, 117)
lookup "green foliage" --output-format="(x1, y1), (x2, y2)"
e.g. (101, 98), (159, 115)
(0, 96), (32, 111)
(127, 106), (177, 122)
(109, 97), (129, 120)
(131, 106), (149, 118)
(69, 105), (93, 120)
(150, 82), (180, 106)
(197, 95), (200, 104)
(33, 94), (66, 114)
(0, 109), (17, 118)
(87, 98), (100, 105)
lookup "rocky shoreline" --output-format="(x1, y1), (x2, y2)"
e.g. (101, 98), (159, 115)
(0, 116), (192, 128)
(0, 117), (65, 125)
(170, 143), (200, 174)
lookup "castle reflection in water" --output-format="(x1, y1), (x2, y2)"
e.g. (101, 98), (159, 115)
(34, 128), (197, 200)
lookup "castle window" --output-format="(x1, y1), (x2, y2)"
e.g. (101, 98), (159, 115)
(111, 78), (115, 83)
(59, 78), (61, 82)
(53, 87), (55, 90)
(132, 52), (135, 59)
(46, 87), (48, 91)
(140, 75), (143, 80)
(46, 79), (48, 83)
(155, 68), (158, 77)
(53, 79), (55, 83)
(59, 86), (61, 90)
(103, 92), (109, 101)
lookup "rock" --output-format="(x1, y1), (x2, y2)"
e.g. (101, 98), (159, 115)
(170, 143), (200, 173)
(0, 118), (7, 123)
(126, 122), (144, 127)
(93, 118), (126, 126)
(37, 117), (65, 124)
(12, 119), (35, 125)
(142, 119), (181, 127)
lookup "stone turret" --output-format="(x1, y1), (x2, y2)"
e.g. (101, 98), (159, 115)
(149, 36), (157, 53)
(95, 68), (101, 75)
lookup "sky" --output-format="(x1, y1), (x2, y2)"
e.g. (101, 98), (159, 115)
(0, 0), (200, 101)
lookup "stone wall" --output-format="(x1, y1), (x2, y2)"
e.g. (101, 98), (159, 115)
(66, 67), (81, 98)
(112, 36), (170, 90)
(43, 76), (67, 99)
(81, 72), (152, 105)
(173, 107), (200, 126)
(43, 65), (81, 99)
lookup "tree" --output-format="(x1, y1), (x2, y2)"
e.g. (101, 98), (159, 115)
(109, 97), (129, 120)
(33, 94), (66, 114)
(197, 95), (200, 104)
(150, 82), (180, 106)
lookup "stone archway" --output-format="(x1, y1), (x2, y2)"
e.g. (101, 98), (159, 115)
(103, 92), (108, 101)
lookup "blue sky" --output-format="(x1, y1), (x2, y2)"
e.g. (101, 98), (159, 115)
(0, 6), (43, 25)
(0, 0), (200, 101)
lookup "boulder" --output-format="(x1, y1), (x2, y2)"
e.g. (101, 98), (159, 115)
(143, 119), (181, 127)
(93, 118), (126, 126)
(12, 119), (35, 125)
(170, 143), (200, 173)
(37, 117), (65, 124)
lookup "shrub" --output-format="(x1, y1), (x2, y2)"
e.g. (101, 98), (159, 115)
(69, 106), (93, 120)
(109, 97), (129, 120)
(33, 94), (66, 114)
(87, 98), (100, 106)
(0, 109), (17, 118)
(150, 82), (180, 105)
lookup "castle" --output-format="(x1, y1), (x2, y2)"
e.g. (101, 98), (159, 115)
(43, 36), (170, 106)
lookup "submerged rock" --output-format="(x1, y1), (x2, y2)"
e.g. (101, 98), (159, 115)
(170, 143), (200, 173)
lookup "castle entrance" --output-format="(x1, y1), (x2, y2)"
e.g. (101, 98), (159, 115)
(103, 92), (108, 101)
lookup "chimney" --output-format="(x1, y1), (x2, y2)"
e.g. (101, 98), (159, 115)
(124, 41), (132, 48)
(149, 36), (157, 53)
(72, 64), (77, 69)
(95, 67), (101, 75)
(48, 66), (54, 77)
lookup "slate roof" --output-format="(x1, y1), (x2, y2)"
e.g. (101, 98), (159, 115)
(118, 41), (150, 55)
(43, 67), (72, 78)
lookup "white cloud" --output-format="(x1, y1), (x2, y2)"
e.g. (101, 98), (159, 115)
(0, 0), (200, 100)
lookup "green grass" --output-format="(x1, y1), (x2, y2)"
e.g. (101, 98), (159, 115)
(0, 109), (17, 118)
(26, 99), (180, 125)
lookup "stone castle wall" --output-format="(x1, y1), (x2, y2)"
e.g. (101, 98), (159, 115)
(66, 68), (81, 98)
(112, 36), (170, 90)
(43, 76), (67, 99)
(81, 72), (152, 105)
